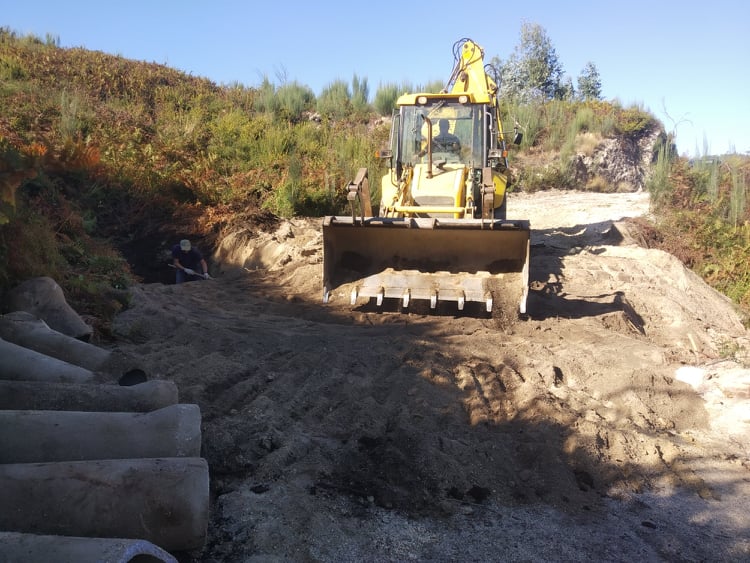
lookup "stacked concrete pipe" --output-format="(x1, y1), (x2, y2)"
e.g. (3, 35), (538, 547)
(0, 310), (147, 384)
(0, 294), (210, 562)
(0, 532), (179, 563)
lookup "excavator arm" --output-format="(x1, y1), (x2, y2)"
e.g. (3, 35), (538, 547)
(446, 39), (498, 103)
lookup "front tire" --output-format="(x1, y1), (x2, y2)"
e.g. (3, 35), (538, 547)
(493, 194), (507, 220)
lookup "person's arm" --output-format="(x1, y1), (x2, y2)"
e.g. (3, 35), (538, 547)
(174, 257), (195, 275)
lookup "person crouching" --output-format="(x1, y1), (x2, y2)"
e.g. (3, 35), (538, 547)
(172, 239), (209, 283)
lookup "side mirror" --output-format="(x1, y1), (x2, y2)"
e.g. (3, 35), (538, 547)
(513, 132), (523, 145)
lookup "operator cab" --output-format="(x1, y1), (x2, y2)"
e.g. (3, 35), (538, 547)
(388, 95), (503, 173)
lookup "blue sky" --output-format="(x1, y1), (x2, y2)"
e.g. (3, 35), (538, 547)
(4, 0), (749, 156)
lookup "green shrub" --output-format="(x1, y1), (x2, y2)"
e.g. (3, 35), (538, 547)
(253, 77), (278, 115)
(59, 89), (94, 141)
(317, 80), (351, 120)
(542, 100), (571, 150)
(729, 166), (748, 227)
(374, 83), (399, 116)
(0, 53), (26, 80)
(615, 104), (655, 135)
(275, 81), (315, 122)
(573, 106), (595, 133)
(207, 108), (256, 167)
(505, 101), (543, 148)
(351, 74), (369, 115)
(687, 157), (721, 206)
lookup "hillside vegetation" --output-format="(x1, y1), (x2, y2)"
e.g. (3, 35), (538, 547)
(0, 28), (748, 337)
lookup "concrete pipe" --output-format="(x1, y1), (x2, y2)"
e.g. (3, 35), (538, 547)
(0, 379), (178, 412)
(0, 312), (149, 383)
(0, 337), (95, 383)
(0, 403), (202, 463)
(0, 311), (111, 370)
(0, 532), (178, 563)
(0, 457), (209, 552)
(2, 276), (93, 339)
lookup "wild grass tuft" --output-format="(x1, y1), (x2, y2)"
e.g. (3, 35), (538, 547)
(647, 142), (673, 210)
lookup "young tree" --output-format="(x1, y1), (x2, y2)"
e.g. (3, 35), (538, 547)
(577, 61), (602, 101)
(500, 22), (565, 103)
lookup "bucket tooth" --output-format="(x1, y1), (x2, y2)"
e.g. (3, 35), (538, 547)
(402, 289), (411, 309)
(376, 287), (385, 307)
(484, 292), (493, 313)
(323, 287), (331, 304)
(430, 290), (438, 310)
(458, 291), (466, 311)
(350, 288), (359, 306)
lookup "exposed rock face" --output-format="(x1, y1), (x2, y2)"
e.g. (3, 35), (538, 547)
(572, 127), (664, 191)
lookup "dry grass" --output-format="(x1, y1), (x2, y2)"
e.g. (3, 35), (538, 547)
(574, 132), (602, 156)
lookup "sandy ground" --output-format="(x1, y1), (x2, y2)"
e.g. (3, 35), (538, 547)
(111, 189), (750, 562)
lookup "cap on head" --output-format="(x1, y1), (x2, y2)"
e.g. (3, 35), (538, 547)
(180, 239), (191, 251)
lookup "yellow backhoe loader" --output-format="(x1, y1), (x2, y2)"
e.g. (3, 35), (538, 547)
(323, 38), (530, 316)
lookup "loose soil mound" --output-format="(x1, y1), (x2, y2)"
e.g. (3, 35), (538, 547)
(112, 190), (750, 562)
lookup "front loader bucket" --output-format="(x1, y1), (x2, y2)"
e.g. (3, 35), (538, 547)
(322, 216), (530, 315)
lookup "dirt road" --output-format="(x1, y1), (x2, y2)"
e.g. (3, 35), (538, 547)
(112, 189), (750, 562)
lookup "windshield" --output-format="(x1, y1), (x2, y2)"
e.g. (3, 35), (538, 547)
(398, 101), (486, 167)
